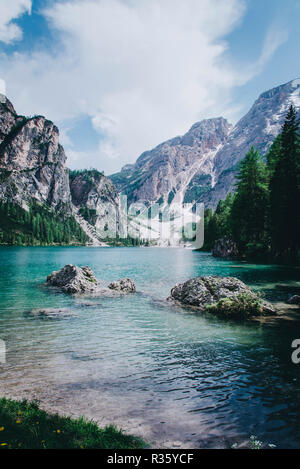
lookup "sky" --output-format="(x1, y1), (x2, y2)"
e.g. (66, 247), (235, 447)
(0, 0), (299, 175)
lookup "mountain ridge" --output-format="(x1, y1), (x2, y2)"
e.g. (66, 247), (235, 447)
(0, 78), (299, 246)
(110, 79), (300, 209)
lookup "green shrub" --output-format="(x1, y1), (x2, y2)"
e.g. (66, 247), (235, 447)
(205, 292), (263, 320)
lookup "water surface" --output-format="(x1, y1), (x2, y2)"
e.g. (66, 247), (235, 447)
(0, 247), (300, 448)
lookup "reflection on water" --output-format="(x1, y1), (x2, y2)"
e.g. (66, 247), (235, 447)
(0, 247), (300, 448)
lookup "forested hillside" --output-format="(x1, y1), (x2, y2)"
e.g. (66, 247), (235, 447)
(203, 106), (300, 263)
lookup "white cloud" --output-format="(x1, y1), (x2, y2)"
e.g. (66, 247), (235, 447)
(0, 78), (6, 95)
(0, 0), (31, 44)
(0, 0), (286, 173)
(257, 24), (288, 69)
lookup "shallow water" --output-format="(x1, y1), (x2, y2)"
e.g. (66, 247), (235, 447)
(0, 246), (300, 448)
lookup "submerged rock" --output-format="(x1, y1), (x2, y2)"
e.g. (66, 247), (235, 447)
(108, 278), (136, 293)
(287, 295), (300, 306)
(212, 236), (239, 259)
(27, 308), (77, 319)
(46, 264), (136, 296)
(168, 276), (276, 319)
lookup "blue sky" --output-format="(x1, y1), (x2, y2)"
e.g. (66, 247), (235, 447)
(0, 0), (299, 174)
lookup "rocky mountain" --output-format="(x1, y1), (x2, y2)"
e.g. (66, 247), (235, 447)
(69, 169), (121, 242)
(0, 97), (71, 212)
(110, 79), (300, 210)
(0, 95), (120, 245)
(1, 78), (299, 246)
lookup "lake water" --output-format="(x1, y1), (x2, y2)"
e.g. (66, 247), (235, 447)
(0, 246), (300, 448)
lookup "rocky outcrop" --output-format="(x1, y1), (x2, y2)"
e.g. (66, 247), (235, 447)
(110, 79), (300, 210)
(212, 236), (239, 259)
(46, 264), (136, 296)
(47, 264), (100, 294)
(108, 278), (136, 293)
(168, 276), (276, 319)
(0, 97), (71, 212)
(287, 295), (300, 306)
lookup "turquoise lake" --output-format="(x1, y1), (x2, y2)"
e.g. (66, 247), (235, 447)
(0, 246), (300, 448)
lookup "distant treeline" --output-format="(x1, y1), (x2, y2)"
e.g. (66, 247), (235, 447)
(0, 200), (88, 245)
(203, 105), (300, 263)
(69, 168), (104, 182)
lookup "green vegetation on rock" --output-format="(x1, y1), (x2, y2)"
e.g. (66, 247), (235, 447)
(69, 168), (104, 183)
(205, 292), (264, 320)
(79, 206), (97, 225)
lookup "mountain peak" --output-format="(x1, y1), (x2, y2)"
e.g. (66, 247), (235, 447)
(190, 117), (232, 135)
(258, 78), (300, 101)
(111, 78), (300, 209)
(0, 95), (17, 115)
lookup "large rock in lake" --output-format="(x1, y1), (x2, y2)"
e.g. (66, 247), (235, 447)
(47, 264), (99, 294)
(46, 264), (136, 296)
(168, 276), (276, 319)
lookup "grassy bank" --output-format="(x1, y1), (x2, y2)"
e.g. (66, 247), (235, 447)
(0, 398), (147, 449)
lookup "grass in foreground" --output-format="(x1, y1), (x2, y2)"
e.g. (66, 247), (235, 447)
(0, 398), (147, 449)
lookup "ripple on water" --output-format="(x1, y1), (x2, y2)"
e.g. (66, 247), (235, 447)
(0, 247), (300, 448)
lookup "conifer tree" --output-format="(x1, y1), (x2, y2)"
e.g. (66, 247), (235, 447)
(231, 147), (269, 256)
(269, 105), (300, 259)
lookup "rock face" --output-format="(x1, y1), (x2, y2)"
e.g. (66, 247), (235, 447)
(287, 295), (300, 306)
(108, 278), (136, 293)
(212, 236), (239, 259)
(0, 95), (121, 244)
(46, 264), (136, 296)
(110, 79), (300, 210)
(70, 170), (120, 240)
(111, 117), (231, 206)
(168, 276), (276, 318)
(0, 96), (71, 212)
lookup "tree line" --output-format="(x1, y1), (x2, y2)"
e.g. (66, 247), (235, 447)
(203, 105), (300, 263)
(0, 200), (89, 245)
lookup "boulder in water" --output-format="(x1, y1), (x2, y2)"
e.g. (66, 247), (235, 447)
(108, 278), (136, 293)
(287, 295), (300, 306)
(27, 308), (77, 319)
(168, 276), (276, 319)
(46, 264), (136, 296)
(46, 264), (100, 294)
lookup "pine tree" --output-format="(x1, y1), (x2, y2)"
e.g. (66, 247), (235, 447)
(269, 105), (300, 259)
(231, 147), (269, 257)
